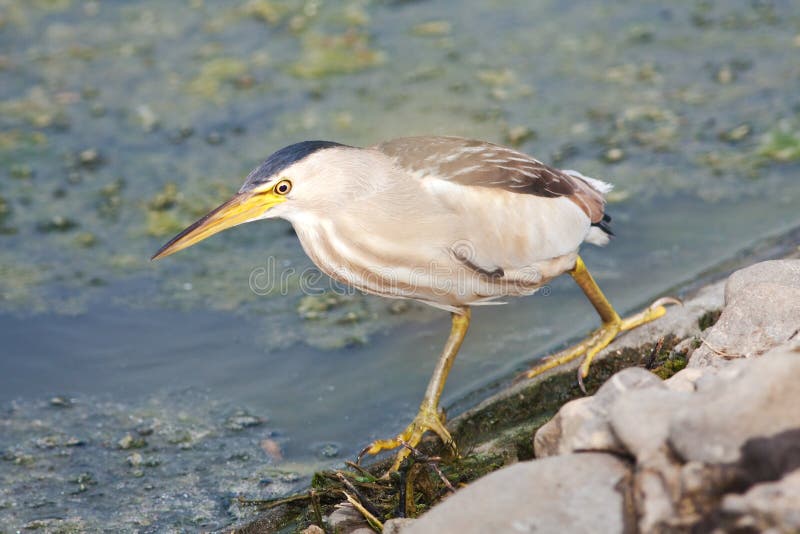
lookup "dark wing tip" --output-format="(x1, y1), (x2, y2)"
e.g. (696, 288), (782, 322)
(592, 213), (614, 236)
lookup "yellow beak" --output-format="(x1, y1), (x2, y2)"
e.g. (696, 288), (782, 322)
(151, 190), (285, 260)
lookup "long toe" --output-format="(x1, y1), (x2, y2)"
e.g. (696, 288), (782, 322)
(524, 296), (678, 384)
(358, 404), (455, 474)
(523, 326), (610, 380)
(620, 296), (682, 331)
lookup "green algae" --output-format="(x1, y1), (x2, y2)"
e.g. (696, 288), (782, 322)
(0, 259), (46, 310)
(0, 87), (69, 129)
(758, 121), (800, 163)
(651, 354), (688, 381)
(698, 309), (722, 331)
(188, 58), (250, 101)
(289, 31), (385, 79)
(241, 0), (290, 26)
(0, 130), (47, 152)
(147, 182), (180, 212)
(0, 195), (11, 224)
(504, 125), (536, 147)
(411, 21), (452, 37)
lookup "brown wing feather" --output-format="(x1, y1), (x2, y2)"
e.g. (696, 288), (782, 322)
(374, 136), (607, 223)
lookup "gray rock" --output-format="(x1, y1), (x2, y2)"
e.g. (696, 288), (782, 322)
(725, 259), (800, 297)
(383, 517), (416, 533)
(663, 366), (709, 392)
(608, 387), (688, 462)
(404, 453), (633, 534)
(669, 347), (800, 464)
(721, 468), (800, 532)
(327, 502), (372, 534)
(689, 259), (800, 369)
(534, 367), (663, 458)
(533, 397), (614, 457)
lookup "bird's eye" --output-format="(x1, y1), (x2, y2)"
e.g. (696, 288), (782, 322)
(274, 179), (292, 195)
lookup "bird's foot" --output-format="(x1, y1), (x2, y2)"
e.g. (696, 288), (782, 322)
(524, 297), (681, 391)
(357, 403), (456, 474)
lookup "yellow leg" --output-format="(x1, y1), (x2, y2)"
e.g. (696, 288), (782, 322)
(525, 256), (679, 390)
(359, 308), (471, 473)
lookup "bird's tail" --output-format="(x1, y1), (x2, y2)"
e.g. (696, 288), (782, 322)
(562, 169), (614, 246)
(563, 169), (613, 195)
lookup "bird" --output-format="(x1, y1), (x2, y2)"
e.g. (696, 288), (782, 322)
(152, 136), (677, 472)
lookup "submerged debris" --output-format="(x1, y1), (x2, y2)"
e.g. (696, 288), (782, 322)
(36, 216), (78, 233)
(602, 147), (625, 163)
(719, 123), (752, 144)
(117, 433), (147, 450)
(504, 125), (536, 147)
(224, 410), (266, 431)
(411, 21), (452, 37)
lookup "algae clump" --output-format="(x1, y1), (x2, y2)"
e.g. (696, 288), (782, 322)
(289, 31), (385, 79)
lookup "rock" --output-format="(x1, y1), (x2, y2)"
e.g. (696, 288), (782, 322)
(117, 433), (147, 450)
(78, 148), (102, 168)
(301, 526), (325, 534)
(327, 502), (372, 534)
(525, 259), (800, 532)
(533, 397), (605, 457)
(37, 215), (78, 233)
(718, 123), (752, 143)
(725, 260), (800, 298)
(314, 442), (340, 459)
(669, 347), (800, 464)
(602, 147), (625, 163)
(49, 396), (73, 408)
(720, 468), (800, 532)
(404, 453), (633, 534)
(504, 125), (536, 147)
(383, 518), (416, 533)
(135, 104), (160, 132)
(534, 367), (663, 458)
(224, 410), (264, 431)
(663, 366), (708, 392)
(608, 387), (688, 462)
(689, 260), (800, 369)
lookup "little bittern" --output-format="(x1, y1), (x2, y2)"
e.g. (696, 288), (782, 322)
(153, 136), (675, 472)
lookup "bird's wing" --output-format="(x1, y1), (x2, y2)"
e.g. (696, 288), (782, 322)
(373, 136), (609, 223)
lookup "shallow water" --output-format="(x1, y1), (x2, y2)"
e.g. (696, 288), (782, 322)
(1, 0), (799, 530)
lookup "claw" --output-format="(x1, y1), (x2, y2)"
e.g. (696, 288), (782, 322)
(650, 296), (682, 309)
(577, 367), (587, 394)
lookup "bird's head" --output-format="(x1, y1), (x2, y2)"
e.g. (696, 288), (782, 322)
(152, 140), (353, 260)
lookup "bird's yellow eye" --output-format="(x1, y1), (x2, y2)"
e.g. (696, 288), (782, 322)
(274, 179), (292, 195)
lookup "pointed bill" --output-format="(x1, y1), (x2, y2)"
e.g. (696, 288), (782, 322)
(151, 191), (284, 260)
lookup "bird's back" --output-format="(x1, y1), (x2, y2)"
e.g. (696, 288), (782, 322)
(373, 136), (611, 226)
